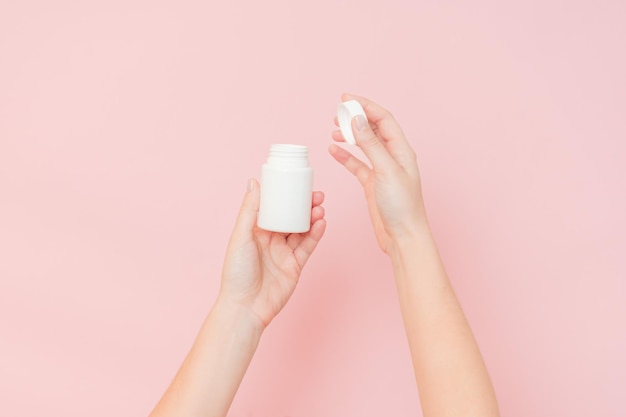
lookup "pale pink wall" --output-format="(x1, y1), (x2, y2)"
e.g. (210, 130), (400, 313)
(1, 1), (624, 416)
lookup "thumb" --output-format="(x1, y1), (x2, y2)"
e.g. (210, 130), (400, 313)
(232, 178), (260, 238)
(352, 115), (395, 172)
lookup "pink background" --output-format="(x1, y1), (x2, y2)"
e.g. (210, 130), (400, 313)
(1, 1), (625, 416)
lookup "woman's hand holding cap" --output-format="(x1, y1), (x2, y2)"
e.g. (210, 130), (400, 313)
(337, 99), (368, 145)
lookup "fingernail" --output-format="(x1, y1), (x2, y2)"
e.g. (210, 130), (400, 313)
(354, 114), (368, 132)
(247, 178), (255, 192)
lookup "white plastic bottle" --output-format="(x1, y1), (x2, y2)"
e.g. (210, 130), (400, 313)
(257, 144), (313, 233)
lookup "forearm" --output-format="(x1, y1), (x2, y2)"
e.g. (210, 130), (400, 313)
(389, 229), (499, 417)
(149, 296), (263, 417)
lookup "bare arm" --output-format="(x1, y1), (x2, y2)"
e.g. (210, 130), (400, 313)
(329, 94), (499, 417)
(389, 231), (498, 417)
(149, 298), (263, 417)
(149, 180), (326, 417)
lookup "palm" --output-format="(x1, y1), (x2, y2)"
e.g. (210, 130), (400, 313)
(349, 158), (424, 255)
(232, 230), (303, 325)
(220, 185), (326, 328)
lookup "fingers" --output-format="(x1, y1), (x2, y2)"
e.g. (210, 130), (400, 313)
(328, 143), (371, 185)
(293, 218), (327, 268)
(311, 204), (325, 223)
(341, 93), (417, 170)
(351, 115), (397, 172)
(231, 178), (261, 239)
(312, 190), (324, 207)
(331, 128), (345, 142)
(286, 195), (325, 250)
(332, 121), (376, 143)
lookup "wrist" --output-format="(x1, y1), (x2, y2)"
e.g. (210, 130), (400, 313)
(387, 214), (432, 250)
(387, 221), (436, 263)
(212, 294), (267, 337)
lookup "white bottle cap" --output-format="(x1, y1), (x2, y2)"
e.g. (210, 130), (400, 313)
(337, 100), (368, 145)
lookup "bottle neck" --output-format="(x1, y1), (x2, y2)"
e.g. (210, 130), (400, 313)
(265, 144), (310, 168)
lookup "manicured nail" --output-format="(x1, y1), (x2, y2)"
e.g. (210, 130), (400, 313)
(354, 114), (368, 131)
(247, 178), (255, 192)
